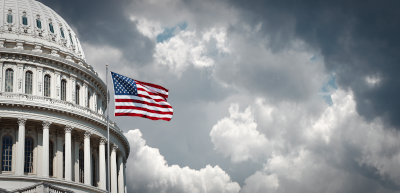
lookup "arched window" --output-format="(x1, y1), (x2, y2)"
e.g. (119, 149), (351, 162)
(49, 141), (54, 176)
(2, 135), (12, 171)
(25, 71), (33, 94)
(5, 69), (13, 92)
(22, 16), (27, 25)
(44, 75), (51, 97)
(76, 85), (80, 105)
(7, 14), (12, 24)
(92, 154), (96, 186)
(61, 80), (67, 101)
(69, 33), (74, 45)
(24, 137), (34, 173)
(87, 91), (91, 108)
(79, 149), (84, 183)
(36, 19), (42, 29)
(49, 23), (54, 33)
(60, 28), (65, 38)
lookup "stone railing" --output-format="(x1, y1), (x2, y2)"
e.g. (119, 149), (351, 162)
(0, 92), (124, 134)
(0, 182), (74, 193)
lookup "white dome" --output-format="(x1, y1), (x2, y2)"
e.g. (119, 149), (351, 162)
(0, 0), (85, 60)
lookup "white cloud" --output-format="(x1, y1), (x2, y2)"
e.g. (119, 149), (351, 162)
(124, 129), (241, 193)
(208, 89), (400, 192)
(154, 28), (229, 74)
(131, 16), (164, 39)
(210, 104), (269, 163)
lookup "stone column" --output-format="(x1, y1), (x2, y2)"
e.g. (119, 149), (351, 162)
(0, 62), (3, 92)
(111, 144), (118, 193)
(36, 127), (43, 177)
(83, 82), (88, 108)
(124, 162), (127, 193)
(64, 125), (73, 181)
(84, 131), (92, 185)
(17, 63), (23, 93)
(74, 134), (80, 183)
(42, 121), (51, 177)
(99, 137), (107, 190)
(15, 117), (27, 175)
(56, 129), (63, 179)
(71, 75), (76, 104)
(54, 70), (61, 100)
(118, 154), (125, 193)
(37, 67), (43, 96)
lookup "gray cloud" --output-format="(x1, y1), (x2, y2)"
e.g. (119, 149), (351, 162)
(227, 0), (400, 128)
(40, 0), (155, 64)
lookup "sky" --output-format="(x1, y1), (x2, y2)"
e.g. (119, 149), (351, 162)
(40, 0), (400, 192)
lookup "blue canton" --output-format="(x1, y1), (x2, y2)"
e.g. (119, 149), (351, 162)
(111, 72), (138, 96)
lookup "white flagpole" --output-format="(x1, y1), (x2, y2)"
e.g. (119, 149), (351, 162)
(106, 63), (111, 193)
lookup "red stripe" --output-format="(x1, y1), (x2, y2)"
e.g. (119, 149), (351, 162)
(135, 80), (169, 92)
(115, 106), (173, 115)
(115, 113), (172, 121)
(115, 99), (172, 109)
(137, 88), (168, 100)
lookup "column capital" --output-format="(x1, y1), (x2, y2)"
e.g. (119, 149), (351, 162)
(56, 129), (64, 137)
(36, 126), (43, 133)
(73, 134), (80, 141)
(64, 125), (73, 133)
(42, 121), (52, 129)
(84, 131), (92, 139)
(17, 117), (27, 126)
(112, 144), (118, 152)
(100, 137), (107, 145)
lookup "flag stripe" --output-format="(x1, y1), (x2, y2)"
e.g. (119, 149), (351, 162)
(115, 99), (172, 108)
(115, 113), (171, 121)
(137, 85), (168, 100)
(115, 106), (173, 114)
(115, 102), (173, 112)
(135, 80), (169, 92)
(115, 109), (173, 118)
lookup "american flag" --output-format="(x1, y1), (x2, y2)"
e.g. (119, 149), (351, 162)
(111, 72), (173, 121)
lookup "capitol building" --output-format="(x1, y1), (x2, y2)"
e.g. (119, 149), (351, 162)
(0, 0), (130, 192)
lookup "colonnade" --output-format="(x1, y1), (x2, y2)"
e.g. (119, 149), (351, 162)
(11, 117), (125, 193)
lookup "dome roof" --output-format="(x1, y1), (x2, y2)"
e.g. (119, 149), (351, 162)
(0, 0), (85, 60)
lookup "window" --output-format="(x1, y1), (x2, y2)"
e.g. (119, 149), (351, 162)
(63, 145), (65, 178)
(49, 141), (54, 176)
(24, 137), (34, 173)
(5, 69), (13, 92)
(36, 19), (41, 29)
(49, 23), (54, 33)
(2, 135), (12, 172)
(61, 80), (67, 101)
(22, 16), (27, 25)
(87, 92), (91, 108)
(25, 71), (33, 94)
(69, 33), (73, 44)
(79, 149), (84, 183)
(60, 28), (65, 38)
(76, 85), (80, 105)
(92, 154), (96, 186)
(44, 75), (51, 97)
(7, 14), (12, 23)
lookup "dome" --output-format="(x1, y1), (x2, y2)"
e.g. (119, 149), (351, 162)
(0, 0), (129, 192)
(0, 0), (86, 61)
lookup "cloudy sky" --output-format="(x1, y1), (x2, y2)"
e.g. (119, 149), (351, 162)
(42, 0), (400, 192)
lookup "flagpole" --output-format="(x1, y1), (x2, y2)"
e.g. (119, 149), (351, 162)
(106, 63), (111, 193)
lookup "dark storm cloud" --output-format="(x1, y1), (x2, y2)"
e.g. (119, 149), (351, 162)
(228, 0), (400, 128)
(39, 0), (154, 64)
